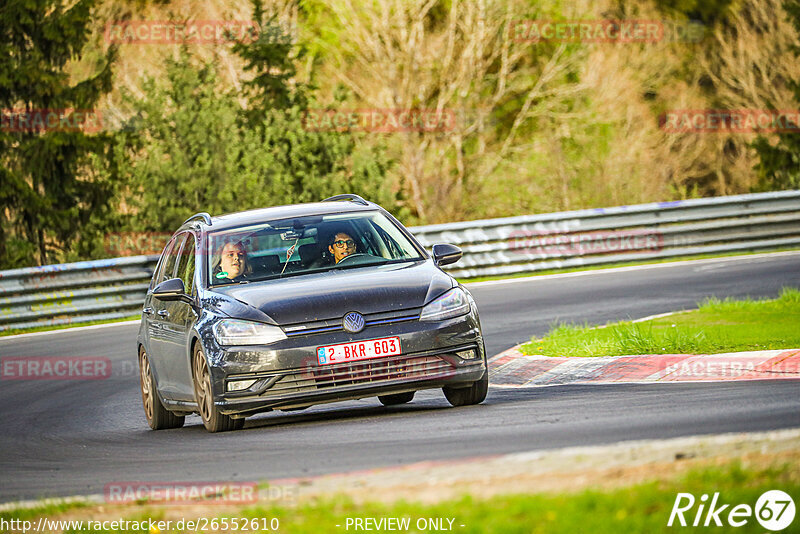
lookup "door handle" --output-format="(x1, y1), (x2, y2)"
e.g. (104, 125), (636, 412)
(157, 309), (170, 318)
(143, 307), (154, 315)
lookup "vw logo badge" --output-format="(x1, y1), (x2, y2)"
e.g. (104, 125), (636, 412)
(342, 311), (365, 333)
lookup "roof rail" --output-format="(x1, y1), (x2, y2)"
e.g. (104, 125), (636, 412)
(183, 212), (213, 226)
(322, 194), (369, 206)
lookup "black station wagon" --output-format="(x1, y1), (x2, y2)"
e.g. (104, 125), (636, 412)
(137, 195), (488, 432)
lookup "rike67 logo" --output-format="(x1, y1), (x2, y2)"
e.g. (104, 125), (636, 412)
(668, 490), (795, 531)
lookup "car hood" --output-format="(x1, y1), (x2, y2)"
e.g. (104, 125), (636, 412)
(206, 260), (454, 325)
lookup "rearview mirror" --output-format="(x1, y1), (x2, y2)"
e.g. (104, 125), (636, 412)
(153, 278), (191, 303)
(432, 243), (462, 267)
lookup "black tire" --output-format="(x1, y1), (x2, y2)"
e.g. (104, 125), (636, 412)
(193, 344), (243, 432)
(139, 347), (185, 430)
(378, 391), (415, 406)
(443, 371), (488, 407)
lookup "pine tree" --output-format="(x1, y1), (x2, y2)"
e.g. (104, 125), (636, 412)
(231, 0), (402, 213)
(109, 1), (402, 235)
(0, 0), (116, 267)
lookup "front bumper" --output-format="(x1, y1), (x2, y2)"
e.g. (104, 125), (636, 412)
(202, 309), (485, 416)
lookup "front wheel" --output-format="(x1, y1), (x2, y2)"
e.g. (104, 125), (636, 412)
(443, 371), (488, 407)
(139, 347), (184, 430)
(193, 345), (244, 432)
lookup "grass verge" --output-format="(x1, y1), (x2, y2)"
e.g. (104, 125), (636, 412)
(521, 287), (800, 357)
(1, 456), (796, 533)
(258, 459), (797, 534)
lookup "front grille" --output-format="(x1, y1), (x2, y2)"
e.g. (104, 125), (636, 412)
(261, 354), (455, 397)
(283, 309), (421, 337)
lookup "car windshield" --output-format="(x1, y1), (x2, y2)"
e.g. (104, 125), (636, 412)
(207, 211), (425, 286)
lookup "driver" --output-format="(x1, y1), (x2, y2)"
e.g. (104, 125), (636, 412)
(212, 240), (252, 281)
(328, 231), (357, 264)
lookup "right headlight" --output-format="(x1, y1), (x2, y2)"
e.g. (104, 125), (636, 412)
(212, 319), (286, 346)
(419, 287), (471, 322)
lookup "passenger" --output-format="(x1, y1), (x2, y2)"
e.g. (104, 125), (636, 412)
(212, 240), (252, 281)
(328, 231), (357, 264)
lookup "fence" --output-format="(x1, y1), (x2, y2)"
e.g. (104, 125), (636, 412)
(1, 190), (799, 331)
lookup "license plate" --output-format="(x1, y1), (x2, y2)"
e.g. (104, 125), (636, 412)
(317, 337), (401, 365)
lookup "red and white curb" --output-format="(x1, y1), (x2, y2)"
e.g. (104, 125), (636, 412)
(488, 347), (800, 387)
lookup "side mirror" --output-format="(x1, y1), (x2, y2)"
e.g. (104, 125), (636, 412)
(432, 243), (462, 267)
(153, 278), (191, 303)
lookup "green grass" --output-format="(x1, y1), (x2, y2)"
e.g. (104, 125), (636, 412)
(0, 315), (141, 337)
(2, 457), (795, 533)
(521, 287), (800, 357)
(260, 460), (798, 534)
(0, 499), (90, 523)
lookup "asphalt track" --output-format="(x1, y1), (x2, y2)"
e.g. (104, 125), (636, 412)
(1, 252), (799, 503)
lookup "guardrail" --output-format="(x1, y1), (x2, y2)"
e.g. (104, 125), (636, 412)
(0, 256), (158, 332)
(1, 190), (799, 331)
(410, 189), (800, 279)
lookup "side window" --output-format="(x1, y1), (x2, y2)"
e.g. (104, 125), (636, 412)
(177, 233), (196, 295)
(373, 223), (403, 258)
(151, 238), (176, 289)
(159, 234), (186, 285)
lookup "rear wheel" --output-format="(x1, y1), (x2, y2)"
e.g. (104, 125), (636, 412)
(139, 347), (184, 430)
(443, 371), (488, 407)
(193, 344), (243, 432)
(378, 391), (415, 406)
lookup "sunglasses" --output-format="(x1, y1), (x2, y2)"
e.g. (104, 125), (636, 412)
(332, 239), (356, 248)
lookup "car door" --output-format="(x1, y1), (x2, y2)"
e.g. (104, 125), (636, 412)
(142, 246), (166, 349)
(148, 233), (185, 398)
(160, 232), (198, 401)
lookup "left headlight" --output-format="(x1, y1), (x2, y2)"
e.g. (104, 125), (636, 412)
(419, 287), (471, 322)
(212, 319), (287, 346)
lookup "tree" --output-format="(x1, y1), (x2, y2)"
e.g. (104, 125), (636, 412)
(232, 0), (402, 214)
(107, 6), (401, 235)
(0, 0), (116, 267)
(298, 0), (590, 222)
(110, 49), (247, 232)
(752, 0), (800, 190)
